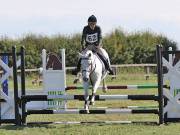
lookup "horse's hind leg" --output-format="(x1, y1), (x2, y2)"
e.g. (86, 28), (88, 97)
(102, 79), (107, 93)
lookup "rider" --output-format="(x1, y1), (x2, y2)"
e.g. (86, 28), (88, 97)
(72, 15), (114, 75)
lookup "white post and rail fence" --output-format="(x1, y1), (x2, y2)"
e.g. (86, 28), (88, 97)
(0, 64), (157, 80)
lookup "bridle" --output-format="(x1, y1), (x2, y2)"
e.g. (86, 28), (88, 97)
(81, 55), (96, 76)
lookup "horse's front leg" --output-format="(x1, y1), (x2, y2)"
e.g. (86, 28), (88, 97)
(83, 82), (89, 113)
(90, 77), (101, 105)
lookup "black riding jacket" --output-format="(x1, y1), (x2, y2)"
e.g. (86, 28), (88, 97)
(81, 25), (102, 48)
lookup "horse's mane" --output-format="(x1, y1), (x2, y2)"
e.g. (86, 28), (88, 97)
(81, 49), (95, 58)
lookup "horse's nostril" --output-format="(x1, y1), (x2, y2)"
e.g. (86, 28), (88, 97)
(83, 77), (89, 82)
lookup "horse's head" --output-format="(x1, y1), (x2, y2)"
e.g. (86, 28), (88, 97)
(79, 50), (94, 82)
(46, 53), (62, 70)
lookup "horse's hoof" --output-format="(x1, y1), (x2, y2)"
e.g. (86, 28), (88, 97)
(85, 109), (90, 114)
(84, 104), (89, 113)
(89, 101), (95, 106)
(84, 108), (90, 114)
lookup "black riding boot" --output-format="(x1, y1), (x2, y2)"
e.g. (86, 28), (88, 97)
(72, 58), (81, 75)
(96, 53), (114, 75)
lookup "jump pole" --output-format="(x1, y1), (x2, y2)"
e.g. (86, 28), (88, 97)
(66, 84), (167, 90)
(156, 45), (164, 124)
(22, 94), (158, 101)
(26, 108), (158, 115)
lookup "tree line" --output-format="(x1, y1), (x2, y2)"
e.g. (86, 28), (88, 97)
(0, 28), (177, 68)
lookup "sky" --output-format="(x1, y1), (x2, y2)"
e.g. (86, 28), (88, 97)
(0, 0), (180, 47)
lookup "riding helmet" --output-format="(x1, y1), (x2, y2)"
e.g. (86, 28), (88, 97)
(88, 15), (97, 22)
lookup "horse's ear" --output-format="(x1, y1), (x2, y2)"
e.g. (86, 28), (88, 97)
(78, 52), (83, 57)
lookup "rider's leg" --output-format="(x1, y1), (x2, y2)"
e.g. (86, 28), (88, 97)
(96, 52), (114, 75)
(92, 46), (114, 75)
(72, 58), (81, 75)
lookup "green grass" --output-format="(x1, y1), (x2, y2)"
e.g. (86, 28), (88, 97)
(1, 73), (180, 135)
(0, 123), (179, 135)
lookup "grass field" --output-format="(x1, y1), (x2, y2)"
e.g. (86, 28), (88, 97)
(1, 73), (180, 135)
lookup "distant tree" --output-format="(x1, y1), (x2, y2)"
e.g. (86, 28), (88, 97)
(0, 28), (177, 68)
